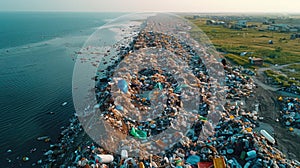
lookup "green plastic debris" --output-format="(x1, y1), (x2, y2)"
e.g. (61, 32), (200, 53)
(180, 84), (189, 88)
(174, 86), (181, 93)
(199, 116), (207, 121)
(175, 159), (182, 165)
(130, 127), (147, 139)
(240, 151), (246, 160)
(155, 82), (163, 90)
(174, 84), (189, 93)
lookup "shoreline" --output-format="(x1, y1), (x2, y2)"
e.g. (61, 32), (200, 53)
(39, 13), (300, 167)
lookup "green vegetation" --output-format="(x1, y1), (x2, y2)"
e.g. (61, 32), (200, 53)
(187, 18), (300, 65)
(224, 53), (249, 66)
(187, 16), (300, 88)
(264, 69), (300, 87)
(281, 64), (300, 81)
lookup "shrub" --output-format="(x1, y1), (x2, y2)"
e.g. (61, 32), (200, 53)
(283, 81), (290, 87)
(277, 75), (287, 80)
(275, 46), (282, 52)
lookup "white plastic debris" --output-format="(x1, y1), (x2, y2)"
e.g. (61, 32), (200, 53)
(260, 130), (275, 144)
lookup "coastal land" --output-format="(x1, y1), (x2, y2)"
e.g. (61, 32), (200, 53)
(37, 13), (300, 167)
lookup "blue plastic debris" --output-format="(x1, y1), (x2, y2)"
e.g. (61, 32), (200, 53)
(246, 150), (257, 161)
(186, 155), (200, 165)
(116, 105), (124, 111)
(117, 79), (128, 93)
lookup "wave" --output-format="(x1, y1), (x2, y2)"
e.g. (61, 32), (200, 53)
(0, 35), (90, 57)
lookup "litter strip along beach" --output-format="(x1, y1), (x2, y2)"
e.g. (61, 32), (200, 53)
(40, 13), (300, 168)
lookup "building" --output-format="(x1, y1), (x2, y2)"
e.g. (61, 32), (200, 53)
(268, 24), (299, 32)
(249, 57), (263, 66)
(262, 19), (275, 25)
(268, 24), (290, 32)
(206, 20), (225, 25)
(206, 19), (216, 25)
(237, 20), (247, 28)
(290, 28), (298, 32)
(231, 20), (248, 29)
(193, 15), (200, 19)
(291, 33), (300, 40)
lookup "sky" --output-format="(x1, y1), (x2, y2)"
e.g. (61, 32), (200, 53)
(0, 0), (299, 13)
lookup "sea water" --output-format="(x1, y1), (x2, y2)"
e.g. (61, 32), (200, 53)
(0, 12), (124, 167)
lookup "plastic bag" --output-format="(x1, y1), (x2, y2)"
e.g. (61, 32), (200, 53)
(174, 84), (189, 93)
(155, 82), (163, 90)
(116, 105), (124, 111)
(130, 127), (147, 139)
(186, 155), (200, 165)
(118, 79), (129, 93)
(199, 116), (207, 121)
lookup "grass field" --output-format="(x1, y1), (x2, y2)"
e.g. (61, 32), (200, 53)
(187, 16), (300, 88)
(281, 64), (300, 80)
(187, 18), (300, 66)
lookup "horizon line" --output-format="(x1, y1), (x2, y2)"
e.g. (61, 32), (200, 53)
(1, 10), (300, 14)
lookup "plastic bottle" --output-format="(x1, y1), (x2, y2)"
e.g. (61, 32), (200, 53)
(246, 150), (257, 161)
(244, 161), (252, 168)
(96, 154), (114, 163)
(260, 130), (275, 144)
(121, 150), (128, 159)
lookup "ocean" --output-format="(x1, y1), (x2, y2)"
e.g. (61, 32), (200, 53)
(0, 12), (124, 167)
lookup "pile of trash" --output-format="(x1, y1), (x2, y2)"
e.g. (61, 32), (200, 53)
(41, 115), (84, 166)
(225, 66), (256, 100)
(95, 28), (214, 141)
(278, 96), (300, 130)
(42, 112), (300, 167)
(279, 84), (300, 95)
(40, 14), (300, 167)
(52, 101), (300, 167)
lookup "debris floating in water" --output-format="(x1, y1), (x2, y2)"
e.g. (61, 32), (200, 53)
(22, 156), (29, 162)
(37, 136), (49, 141)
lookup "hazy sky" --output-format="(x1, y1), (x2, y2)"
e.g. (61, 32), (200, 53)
(0, 0), (299, 13)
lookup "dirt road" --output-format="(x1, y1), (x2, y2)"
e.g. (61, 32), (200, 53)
(247, 62), (300, 160)
(253, 62), (300, 98)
